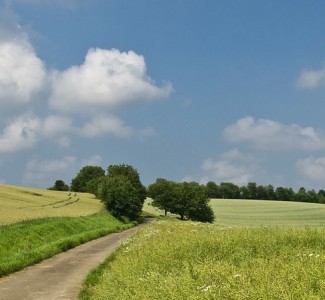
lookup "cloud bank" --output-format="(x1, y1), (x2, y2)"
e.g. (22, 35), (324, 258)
(224, 117), (325, 151)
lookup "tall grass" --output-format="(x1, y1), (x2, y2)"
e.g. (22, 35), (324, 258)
(81, 220), (325, 299)
(0, 213), (134, 276)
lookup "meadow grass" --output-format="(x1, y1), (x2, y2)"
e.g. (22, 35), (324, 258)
(0, 184), (105, 225)
(81, 220), (325, 300)
(0, 213), (134, 276)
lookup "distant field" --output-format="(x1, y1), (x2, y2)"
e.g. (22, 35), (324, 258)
(143, 198), (325, 226)
(211, 199), (325, 226)
(0, 184), (105, 226)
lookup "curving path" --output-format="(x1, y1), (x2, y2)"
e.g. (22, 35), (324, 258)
(0, 224), (147, 300)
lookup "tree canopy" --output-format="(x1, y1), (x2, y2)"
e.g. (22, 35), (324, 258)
(70, 166), (105, 193)
(98, 164), (146, 221)
(148, 179), (215, 223)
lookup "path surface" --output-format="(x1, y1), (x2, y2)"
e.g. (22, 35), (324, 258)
(0, 224), (147, 300)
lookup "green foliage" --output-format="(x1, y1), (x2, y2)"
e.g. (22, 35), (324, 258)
(98, 164), (146, 220)
(81, 221), (325, 299)
(48, 180), (69, 191)
(149, 179), (214, 223)
(99, 176), (143, 220)
(0, 213), (133, 276)
(107, 164), (146, 200)
(71, 166), (105, 193)
(147, 178), (178, 216)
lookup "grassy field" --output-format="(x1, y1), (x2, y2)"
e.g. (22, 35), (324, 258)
(0, 184), (105, 225)
(210, 199), (325, 226)
(143, 198), (325, 226)
(81, 220), (325, 300)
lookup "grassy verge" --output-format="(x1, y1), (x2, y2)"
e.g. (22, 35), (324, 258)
(80, 220), (325, 300)
(0, 212), (134, 277)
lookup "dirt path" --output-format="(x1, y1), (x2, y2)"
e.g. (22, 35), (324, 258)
(0, 224), (146, 300)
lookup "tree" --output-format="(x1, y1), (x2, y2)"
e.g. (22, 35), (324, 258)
(173, 182), (214, 222)
(71, 166), (105, 193)
(205, 181), (220, 198)
(256, 185), (268, 200)
(246, 182), (257, 199)
(107, 164), (146, 201)
(147, 178), (177, 216)
(219, 182), (240, 199)
(99, 164), (146, 220)
(275, 187), (294, 201)
(48, 180), (69, 191)
(99, 176), (143, 220)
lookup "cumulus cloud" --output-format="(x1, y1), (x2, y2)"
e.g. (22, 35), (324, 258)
(80, 114), (133, 138)
(296, 67), (325, 89)
(0, 114), (74, 152)
(49, 48), (173, 114)
(23, 156), (76, 186)
(0, 30), (46, 106)
(224, 117), (325, 151)
(201, 149), (260, 186)
(0, 115), (41, 152)
(296, 156), (325, 182)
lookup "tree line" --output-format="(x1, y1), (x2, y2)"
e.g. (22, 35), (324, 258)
(205, 181), (325, 204)
(49, 164), (215, 223)
(49, 164), (325, 223)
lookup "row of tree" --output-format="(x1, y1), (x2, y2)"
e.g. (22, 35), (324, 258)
(205, 181), (325, 204)
(56, 164), (215, 223)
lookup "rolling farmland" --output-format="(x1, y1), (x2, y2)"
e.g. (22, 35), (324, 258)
(210, 199), (325, 226)
(0, 184), (105, 226)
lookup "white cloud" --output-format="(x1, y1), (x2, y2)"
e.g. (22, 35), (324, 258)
(23, 156), (76, 187)
(0, 34), (45, 106)
(0, 114), (75, 152)
(49, 48), (173, 114)
(80, 114), (132, 138)
(42, 115), (73, 136)
(296, 67), (325, 89)
(0, 115), (41, 152)
(201, 149), (259, 186)
(81, 155), (103, 167)
(296, 156), (325, 182)
(224, 117), (325, 151)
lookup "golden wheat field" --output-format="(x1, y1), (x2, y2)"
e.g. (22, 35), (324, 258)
(0, 184), (105, 226)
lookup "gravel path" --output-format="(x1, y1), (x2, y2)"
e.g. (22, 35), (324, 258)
(0, 224), (146, 300)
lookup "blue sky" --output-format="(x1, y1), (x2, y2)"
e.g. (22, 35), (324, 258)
(1, 0), (325, 190)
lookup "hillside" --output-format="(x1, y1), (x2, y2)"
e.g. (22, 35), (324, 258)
(0, 184), (105, 226)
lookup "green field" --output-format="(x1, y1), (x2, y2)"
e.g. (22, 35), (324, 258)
(81, 220), (325, 300)
(143, 198), (325, 226)
(0, 184), (105, 226)
(210, 199), (325, 226)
